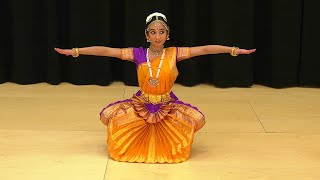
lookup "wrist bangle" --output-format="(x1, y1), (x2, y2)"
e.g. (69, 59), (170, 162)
(230, 47), (239, 57)
(72, 47), (79, 58)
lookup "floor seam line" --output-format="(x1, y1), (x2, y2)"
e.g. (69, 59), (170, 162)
(249, 99), (267, 133)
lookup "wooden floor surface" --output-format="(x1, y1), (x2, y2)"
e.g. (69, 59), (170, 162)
(0, 82), (319, 180)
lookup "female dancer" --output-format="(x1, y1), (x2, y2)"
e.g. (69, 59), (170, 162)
(55, 12), (256, 163)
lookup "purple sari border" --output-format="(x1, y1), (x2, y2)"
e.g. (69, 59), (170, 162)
(100, 90), (204, 116)
(99, 99), (131, 116)
(173, 100), (204, 116)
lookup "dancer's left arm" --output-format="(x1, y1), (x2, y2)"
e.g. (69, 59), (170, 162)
(190, 45), (256, 58)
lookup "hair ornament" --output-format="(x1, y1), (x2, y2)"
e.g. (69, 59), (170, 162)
(146, 12), (167, 24)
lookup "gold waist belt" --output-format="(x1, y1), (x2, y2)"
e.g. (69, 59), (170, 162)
(140, 91), (172, 104)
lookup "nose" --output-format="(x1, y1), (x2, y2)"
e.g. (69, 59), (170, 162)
(156, 33), (160, 39)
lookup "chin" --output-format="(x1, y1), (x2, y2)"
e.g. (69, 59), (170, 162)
(154, 42), (164, 46)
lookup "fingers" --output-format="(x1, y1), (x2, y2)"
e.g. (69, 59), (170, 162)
(54, 48), (64, 54)
(54, 48), (71, 56)
(247, 49), (256, 54)
(238, 49), (256, 55)
(248, 49), (256, 54)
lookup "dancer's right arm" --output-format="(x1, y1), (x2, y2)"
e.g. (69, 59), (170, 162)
(54, 46), (121, 59)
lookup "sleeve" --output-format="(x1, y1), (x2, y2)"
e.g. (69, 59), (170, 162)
(176, 47), (191, 62)
(120, 48), (135, 62)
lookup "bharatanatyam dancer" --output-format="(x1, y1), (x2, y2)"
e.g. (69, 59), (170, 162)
(55, 12), (256, 163)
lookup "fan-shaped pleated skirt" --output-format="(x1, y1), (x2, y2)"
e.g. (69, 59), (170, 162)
(100, 93), (205, 163)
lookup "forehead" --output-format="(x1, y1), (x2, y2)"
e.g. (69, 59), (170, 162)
(148, 22), (166, 30)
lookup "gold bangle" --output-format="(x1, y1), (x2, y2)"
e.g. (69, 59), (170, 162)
(230, 47), (239, 57)
(72, 47), (79, 58)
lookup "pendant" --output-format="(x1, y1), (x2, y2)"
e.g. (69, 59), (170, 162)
(148, 78), (159, 87)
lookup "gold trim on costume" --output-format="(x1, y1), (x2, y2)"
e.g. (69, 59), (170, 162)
(177, 47), (191, 62)
(100, 102), (133, 126)
(131, 95), (172, 124)
(140, 91), (172, 104)
(120, 48), (134, 62)
(170, 103), (206, 132)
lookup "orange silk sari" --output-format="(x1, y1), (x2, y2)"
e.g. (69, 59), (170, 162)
(100, 47), (205, 163)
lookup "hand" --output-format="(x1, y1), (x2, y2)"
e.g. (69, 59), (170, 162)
(54, 48), (75, 56)
(235, 48), (256, 55)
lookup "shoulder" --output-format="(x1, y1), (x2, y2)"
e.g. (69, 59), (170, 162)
(166, 47), (190, 52)
(132, 47), (147, 58)
(164, 47), (178, 53)
(120, 47), (146, 62)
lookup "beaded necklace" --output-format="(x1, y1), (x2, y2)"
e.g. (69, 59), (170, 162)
(146, 48), (165, 87)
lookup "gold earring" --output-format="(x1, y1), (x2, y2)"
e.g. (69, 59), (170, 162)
(167, 37), (170, 40)
(147, 39), (150, 42)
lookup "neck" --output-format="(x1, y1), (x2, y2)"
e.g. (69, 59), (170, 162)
(149, 45), (163, 51)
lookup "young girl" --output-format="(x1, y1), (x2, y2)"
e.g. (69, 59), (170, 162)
(55, 12), (256, 163)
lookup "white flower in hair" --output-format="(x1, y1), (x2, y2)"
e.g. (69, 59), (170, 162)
(146, 12), (167, 24)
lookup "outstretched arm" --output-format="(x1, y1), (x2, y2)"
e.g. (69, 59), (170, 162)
(54, 46), (121, 59)
(190, 45), (256, 58)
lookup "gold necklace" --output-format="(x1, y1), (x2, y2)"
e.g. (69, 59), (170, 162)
(149, 46), (164, 57)
(146, 48), (165, 87)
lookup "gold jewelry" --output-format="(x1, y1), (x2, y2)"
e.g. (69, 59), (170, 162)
(230, 47), (239, 57)
(141, 91), (171, 104)
(72, 47), (79, 58)
(149, 46), (164, 57)
(146, 21), (170, 34)
(146, 12), (167, 24)
(146, 48), (165, 87)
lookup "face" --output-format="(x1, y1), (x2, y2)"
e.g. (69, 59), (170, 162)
(146, 21), (169, 48)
